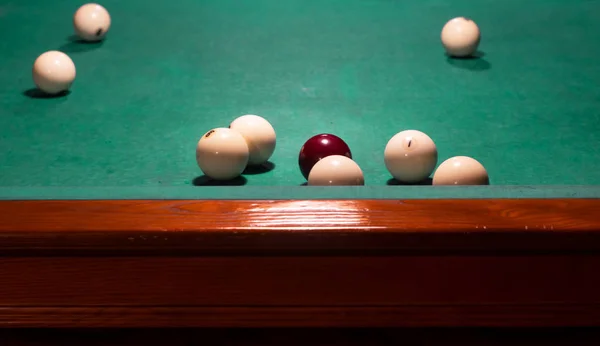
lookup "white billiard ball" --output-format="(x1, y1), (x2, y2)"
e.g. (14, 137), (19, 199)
(441, 17), (481, 57)
(384, 130), (438, 183)
(229, 114), (276, 165)
(73, 3), (111, 42)
(196, 128), (249, 180)
(307, 155), (364, 186)
(32, 51), (76, 95)
(432, 156), (489, 185)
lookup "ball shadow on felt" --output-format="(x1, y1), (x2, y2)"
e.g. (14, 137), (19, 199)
(242, 161), (275, 175)
(386, 177), (433, 186)
(58, 35), (104, 54)
(192, 175), (248, 186)
(446, 51), (491, 71)
(22, 88), (71, 99)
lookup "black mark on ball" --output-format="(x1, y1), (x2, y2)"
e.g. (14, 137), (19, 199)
(408, 140), (412, 148)
(205, 130), (216, 138)
(96, 28), (103, 36)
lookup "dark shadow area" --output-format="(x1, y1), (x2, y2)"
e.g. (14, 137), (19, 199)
(22, 88), (70, 99)
(446, 51), (490, 71)
(299, 182), (308, 186)
(456, 50), (486, 59)
(192, 175), (247, 186)
(58, 35), (104, 53)
(387, 177), (433, 186)
(243, 161), (275, 175)
(1, 327), (600, 346)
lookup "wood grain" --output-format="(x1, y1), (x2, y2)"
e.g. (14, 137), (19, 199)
(0, 199), (599, 254)
(1, 255), (598, 306)
(2, 305), (600, 328)
(0, 199), (599, 328)
(0, 254), (597, 327)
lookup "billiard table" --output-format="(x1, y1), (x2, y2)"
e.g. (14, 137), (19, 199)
(1, 0), (600, 338)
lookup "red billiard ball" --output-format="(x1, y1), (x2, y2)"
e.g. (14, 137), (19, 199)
(298, 134), (352, 180)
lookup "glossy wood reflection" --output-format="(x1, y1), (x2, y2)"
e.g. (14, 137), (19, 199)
(2, 199), (599, 232)
(0, 199), (599, 328)
(0, 199), (599, 253)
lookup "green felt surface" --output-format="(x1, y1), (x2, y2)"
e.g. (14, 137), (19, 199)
(1, 0), (600, 199)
